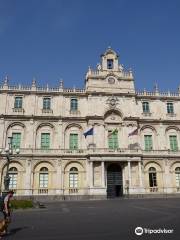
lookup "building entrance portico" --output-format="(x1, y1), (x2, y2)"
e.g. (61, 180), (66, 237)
(107, 163), (123, 198)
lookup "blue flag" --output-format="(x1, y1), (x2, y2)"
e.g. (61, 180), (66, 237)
(83, 127), (94, 138)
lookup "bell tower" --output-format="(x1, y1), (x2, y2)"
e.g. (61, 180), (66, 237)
(85, 47), (135, 94)
(101, 47), (119, 71)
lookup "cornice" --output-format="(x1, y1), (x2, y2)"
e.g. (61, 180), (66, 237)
(2, 114), (180, 125)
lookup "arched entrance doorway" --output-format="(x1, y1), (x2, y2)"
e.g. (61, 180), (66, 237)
(107, 164), (123, 198)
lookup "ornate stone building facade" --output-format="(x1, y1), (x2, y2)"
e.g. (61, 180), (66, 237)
(0, 47), (180, 199)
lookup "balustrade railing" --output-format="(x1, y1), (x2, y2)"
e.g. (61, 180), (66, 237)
(136, 90), (180, 97)
(38, 188), (48, 194)
(1, 147), (180, 157)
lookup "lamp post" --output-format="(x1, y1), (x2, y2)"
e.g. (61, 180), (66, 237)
(4, 137), (13, 193)
(0, 137), (20, 196)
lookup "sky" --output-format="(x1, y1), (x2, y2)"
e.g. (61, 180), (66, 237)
(0, 0), (180, 91)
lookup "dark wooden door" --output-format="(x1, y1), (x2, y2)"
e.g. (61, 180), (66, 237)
(107, 164), (123, 198)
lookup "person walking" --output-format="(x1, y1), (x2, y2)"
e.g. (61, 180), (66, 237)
(3, 190), (14, 219)
(2, 190), (14, 234)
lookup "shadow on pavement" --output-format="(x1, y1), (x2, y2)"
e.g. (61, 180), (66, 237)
(3, 226), (29, 238)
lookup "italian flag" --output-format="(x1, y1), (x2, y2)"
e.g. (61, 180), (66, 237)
(108, 128), (118, 138)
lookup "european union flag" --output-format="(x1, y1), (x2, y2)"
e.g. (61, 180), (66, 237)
(83, 127), (94, 138)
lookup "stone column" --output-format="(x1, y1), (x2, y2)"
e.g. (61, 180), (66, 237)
(101, 161), (105, 187)
(89, 161), (93, 188)
(56, 160), (62, 195)
(164, 160), (172, 193)
(128, 161), (132, 187)
(24, 159), (32, 195)
(86, 160), (89, 187)
(61, 164), (64, 197)
(138, 161), (143, 188)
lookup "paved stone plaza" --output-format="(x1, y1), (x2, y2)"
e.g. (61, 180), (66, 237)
(1, 198), (180, 240)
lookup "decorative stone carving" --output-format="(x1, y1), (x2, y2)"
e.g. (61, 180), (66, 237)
(106, 95), (119, 108)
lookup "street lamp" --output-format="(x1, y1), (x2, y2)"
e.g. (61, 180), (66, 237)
(1, 137), (20, 197)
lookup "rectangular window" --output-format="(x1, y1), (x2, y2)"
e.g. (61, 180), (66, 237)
(39, 173), (48, 188)
(70, 98), (78, 111)
(108, 130), (119, 149)
(169, 135), (178, 151)
(142, 102), (150, 113)
(176, 173), (180, 188)
(41, 133), (50, 149)
(14, 96), (22, 109)
(12, 133), (21, 149)
(69, 133), (78, 149)
(43, 98), (51, 110)
(167, 102), (174, 114)
(69, 173), (78, 188)
(144, 135), (153, 151)
(149, 172), (157, 187)
(9, 173), (17, 189)
(107, 59), (114, 69)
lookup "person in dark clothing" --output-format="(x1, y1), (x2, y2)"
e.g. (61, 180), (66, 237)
(1, 190), (14, 235)
(2, 190), (14, 220)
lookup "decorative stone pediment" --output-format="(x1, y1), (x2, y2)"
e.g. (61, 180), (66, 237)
(104, 110), (122, 124)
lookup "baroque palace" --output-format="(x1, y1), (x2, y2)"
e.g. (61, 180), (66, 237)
(0, 47), (180, 199)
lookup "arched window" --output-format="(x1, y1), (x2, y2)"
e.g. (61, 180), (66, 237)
(69, 167), (78, 188)
(175, 167), (180, 190)
(9, 167), (18, 189)
(39, 167), (48, 188)
(148, 167), (157, 187)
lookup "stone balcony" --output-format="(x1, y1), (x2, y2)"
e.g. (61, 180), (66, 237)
(1, 148), (180, 158)
(12, 108), (25, 114)
(41, 109), (53, 114)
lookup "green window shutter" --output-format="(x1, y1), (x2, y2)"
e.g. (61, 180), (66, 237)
(14, 97), (22, 108)
(108, 131), (118, 149)
(12, 133), (21, 149)
(71, 98), (78, 111)
(144, 135), (152, 151)
(169, 135), (178, 151)
(41, 133), (50, 149)
(69, 134), (78, 149)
